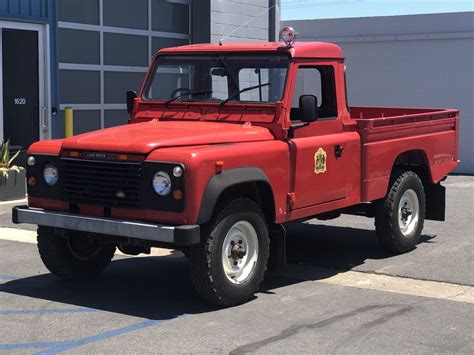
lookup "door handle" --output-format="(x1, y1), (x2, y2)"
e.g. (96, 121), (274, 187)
(41, 107), (47, 131)
(335, 145), (344, 159)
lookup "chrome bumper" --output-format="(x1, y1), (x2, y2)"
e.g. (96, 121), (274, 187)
(12, 206), (200, 246)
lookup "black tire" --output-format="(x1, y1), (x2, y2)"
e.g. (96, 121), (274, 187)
(375, 170), (426, 254)
(37, 226), (116, 280)
(189, 198), (270, 307)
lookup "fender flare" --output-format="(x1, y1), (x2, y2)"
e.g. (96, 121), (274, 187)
(196, 167), (273, 224)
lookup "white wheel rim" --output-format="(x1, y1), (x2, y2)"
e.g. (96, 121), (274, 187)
(221, 221), (259, 284)
(398, 189), (420, 236)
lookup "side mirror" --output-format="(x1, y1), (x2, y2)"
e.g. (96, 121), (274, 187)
(126, 90), (137, 115)
(299, 95), (318, 122)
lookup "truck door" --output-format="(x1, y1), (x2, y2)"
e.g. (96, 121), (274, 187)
(289, 64), (359, 210)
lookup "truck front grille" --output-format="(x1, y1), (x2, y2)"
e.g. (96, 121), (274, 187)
(60, 158), (143, 208)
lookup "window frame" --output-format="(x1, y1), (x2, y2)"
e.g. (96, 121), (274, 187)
(291, 64), (338, 122)
(140, 53), (291, 104)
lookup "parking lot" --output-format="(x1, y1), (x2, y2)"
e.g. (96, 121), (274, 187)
(0, 175), (472, 353)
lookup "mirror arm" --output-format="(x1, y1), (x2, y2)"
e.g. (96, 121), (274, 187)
(288, 122), (310, 139)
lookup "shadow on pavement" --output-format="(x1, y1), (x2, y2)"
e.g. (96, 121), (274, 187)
(0, 223), (435, 319)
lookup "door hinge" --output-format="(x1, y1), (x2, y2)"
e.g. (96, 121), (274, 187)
(287, 193), (296, 210)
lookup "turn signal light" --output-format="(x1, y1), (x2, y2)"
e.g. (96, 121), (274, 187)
(215, 161), (224, 174)
(27, 176), (37, 187)
(173, 189), (183, 200)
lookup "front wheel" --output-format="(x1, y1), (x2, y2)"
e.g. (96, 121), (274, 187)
(189, 198), (270, 307)
(375, 170), (426, 254)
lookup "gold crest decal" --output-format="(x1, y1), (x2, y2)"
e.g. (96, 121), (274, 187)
(314, 148), (327, 174)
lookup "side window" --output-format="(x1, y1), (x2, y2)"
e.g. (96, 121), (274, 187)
(291, 66), (337, 120)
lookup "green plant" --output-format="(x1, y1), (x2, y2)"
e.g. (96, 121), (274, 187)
(0, 140), (23, 178)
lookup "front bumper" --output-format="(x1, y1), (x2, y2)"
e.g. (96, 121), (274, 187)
(12, 206), (200, 247)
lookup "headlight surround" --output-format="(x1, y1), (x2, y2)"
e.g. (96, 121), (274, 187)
(152, 171), (171, 196)
(43, 164), (59, 186)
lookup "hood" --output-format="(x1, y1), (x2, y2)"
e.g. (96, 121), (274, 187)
(61, 120), (274, 154)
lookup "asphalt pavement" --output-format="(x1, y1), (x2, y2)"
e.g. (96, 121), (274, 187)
(0, 175), (472, 353)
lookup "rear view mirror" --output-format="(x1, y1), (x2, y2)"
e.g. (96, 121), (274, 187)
(211, 68), (228, 77)
(126, 90), (137, 115)
(299, 95), (318, 122)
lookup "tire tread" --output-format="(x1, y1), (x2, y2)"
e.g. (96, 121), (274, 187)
(189, 198), (269, 307)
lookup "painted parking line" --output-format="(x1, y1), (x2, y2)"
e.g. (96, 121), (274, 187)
(0, 308), (99, 316)
(0, 318), (171, 354)
(286, 266), (474, 304)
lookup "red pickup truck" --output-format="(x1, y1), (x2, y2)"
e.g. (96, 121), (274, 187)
(14, 29), (459, 306)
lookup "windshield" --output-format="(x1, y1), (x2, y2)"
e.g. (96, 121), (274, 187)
(143, 54), (290, 104)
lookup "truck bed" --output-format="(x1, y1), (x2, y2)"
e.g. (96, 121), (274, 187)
(350, 106), (459, 202)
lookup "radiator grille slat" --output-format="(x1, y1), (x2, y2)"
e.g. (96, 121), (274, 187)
(60, 158), (143, 208)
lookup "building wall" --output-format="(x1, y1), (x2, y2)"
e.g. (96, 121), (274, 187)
(283, 12), (474, 174)
(0, 0), (59, 122)
(56, 0), (191, 136)
(210, 0), (271, 43)
(0, 0), (279, 143)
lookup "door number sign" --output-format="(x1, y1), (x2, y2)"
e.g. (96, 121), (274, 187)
(14, 97), (27, 105)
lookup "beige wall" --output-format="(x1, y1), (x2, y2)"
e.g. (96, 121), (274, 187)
(283, 12), (474, 174)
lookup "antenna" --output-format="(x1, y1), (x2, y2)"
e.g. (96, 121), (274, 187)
(219, 4), (277, 45)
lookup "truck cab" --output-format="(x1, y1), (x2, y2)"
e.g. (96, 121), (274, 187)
(14, 28), (459, 306)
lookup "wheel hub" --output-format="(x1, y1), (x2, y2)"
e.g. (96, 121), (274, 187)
(230, 241), (247, 260)
(222, 221), (259, 284)
(398, 189), (420, 236)
(400, 202), (413, 223)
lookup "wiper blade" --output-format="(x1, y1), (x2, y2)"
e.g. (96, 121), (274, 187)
(220, 83), (271, 106)
(164, 90), (212, 105)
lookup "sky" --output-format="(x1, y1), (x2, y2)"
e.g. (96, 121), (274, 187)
(281, 0), (474, 20)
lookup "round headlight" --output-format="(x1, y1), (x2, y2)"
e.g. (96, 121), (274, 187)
(27, 156), (36, 166)
(43, 164), (58, 186)
(152, 171), (171, 196)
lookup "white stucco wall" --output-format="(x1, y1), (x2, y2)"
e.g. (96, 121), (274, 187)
(210, 0), (270, 43)
(283, 12), (474, 174)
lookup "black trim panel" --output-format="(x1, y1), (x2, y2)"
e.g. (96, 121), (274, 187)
(26, 154), (62, 200)
(143, 162), (185, 212)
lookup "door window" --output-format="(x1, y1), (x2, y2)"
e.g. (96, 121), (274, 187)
(291, 66), (337, 121)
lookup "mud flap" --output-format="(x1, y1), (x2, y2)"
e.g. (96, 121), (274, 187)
(268, 224), (287, 272)
(425, 183), (446, 221)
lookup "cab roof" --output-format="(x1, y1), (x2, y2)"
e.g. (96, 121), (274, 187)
(157, 41), (344, 60)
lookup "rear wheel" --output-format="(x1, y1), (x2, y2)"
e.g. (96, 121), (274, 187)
(37, 227), (116, 280)
(189, 198), (269, 307)
(375, 170), (426, 254)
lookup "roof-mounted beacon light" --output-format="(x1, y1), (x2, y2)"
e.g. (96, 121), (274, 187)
(280, 26), (298, 47)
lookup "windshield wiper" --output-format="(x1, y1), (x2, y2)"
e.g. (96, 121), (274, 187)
(164, 90), (212, 106)
(220, 83), (271, 106)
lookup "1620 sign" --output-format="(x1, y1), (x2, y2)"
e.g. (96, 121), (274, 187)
(14, 97), (27, 105)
